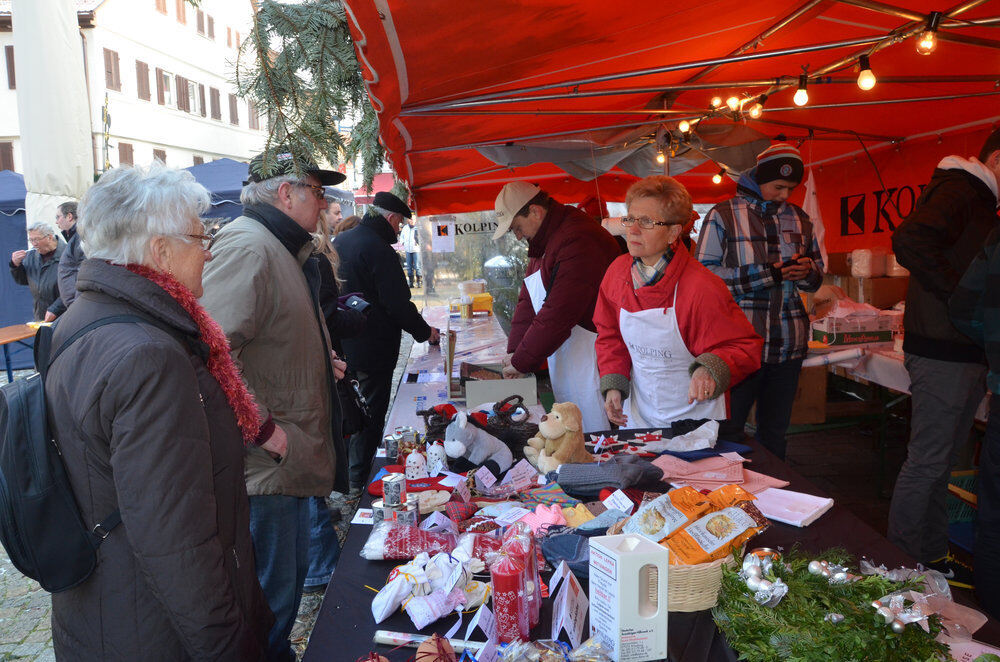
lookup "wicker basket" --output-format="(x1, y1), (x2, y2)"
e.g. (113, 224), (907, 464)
(604, 519), (737, 611)
(667, 555), (737, 612)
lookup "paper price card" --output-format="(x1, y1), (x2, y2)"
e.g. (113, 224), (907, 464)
(452, 478), (471, 503)
(551, 562), (589, 648)
(500, 459), (538, 491)
(475, 465), (497, 488)
(492, 507), (531, 527)
(602, 489), (635, 515)
(465, 603), (497, 642)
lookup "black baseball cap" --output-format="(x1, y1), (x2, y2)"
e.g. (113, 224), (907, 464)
(245, 151), (347, 186)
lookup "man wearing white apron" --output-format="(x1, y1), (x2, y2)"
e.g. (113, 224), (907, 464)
(593, 176), (763, 431)
(493, 182), (622, 432)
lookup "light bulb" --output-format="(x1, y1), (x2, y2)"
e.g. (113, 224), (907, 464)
(857, 68), (876, 90)
(726, 96), (740, 111)
(678, 120), (691, 133)
(656, 151), (666, 164)
(710, 96), (722, 108)
(793, 75), (808, 107)
(916, 30), (937, 55)
(748, 102), (763, 119)
(712, 168), (725, 185)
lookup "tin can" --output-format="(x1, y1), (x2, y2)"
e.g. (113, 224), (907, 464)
(383, 433), (400, 462)
(393, 501), (419, 527)
(371, 499), (392, 527)
(400, 427), (418, 445)
(382, 472), (407, 507)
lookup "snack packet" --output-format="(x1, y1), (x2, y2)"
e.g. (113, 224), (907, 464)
(666, 500), (769, 565)
(706, 483), (757, 509)
(622, 486), (709, 541)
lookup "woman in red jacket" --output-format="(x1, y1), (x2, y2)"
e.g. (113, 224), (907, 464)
(595, 176), (763, 429)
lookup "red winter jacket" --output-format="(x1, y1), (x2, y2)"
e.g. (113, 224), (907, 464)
(507, 201), (621, 373)
(594, 245), (763, 398)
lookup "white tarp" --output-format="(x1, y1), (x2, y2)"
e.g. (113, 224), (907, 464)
(12, 0), (92, 230)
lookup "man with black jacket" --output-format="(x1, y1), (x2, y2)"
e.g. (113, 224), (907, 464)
(889, 128), (1000, 586)
(56, 201), (84, 307)
(335, 192), (440, 491)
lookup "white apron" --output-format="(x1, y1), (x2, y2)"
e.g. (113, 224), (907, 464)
(620, 285), (726, 428)
(525, 270), (610, 432)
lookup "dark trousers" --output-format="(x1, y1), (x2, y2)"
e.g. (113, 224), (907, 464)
(978, 394), (1000, 619)
(348, 368), (393, 488)
(720, 358), (804, 460)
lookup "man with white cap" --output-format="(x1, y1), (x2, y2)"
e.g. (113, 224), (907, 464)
(695, 143), (824, 460)
(494, 182), (620, 432)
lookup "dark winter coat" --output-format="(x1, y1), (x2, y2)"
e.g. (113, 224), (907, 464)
(57, 227), (85, 307)
(334, 213), (432, 373)
(46, 259), (272, 661)
(317, 251), (367, 355)
(9, 239), (66, 320)
(893, 166), (999, 363)
(507, 200), (621, 373)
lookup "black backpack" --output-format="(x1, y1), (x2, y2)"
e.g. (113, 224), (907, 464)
(0, 315), (151, 592)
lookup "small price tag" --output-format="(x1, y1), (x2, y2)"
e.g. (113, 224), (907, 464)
(551, 565), (588, 648)
(465, 603), (497, 642)
(420, 511), (458, 535)
(453, 479), (471, 503)
(476, 638), (499, 662)
(492, 506), (530, 527)
(475, 465), (497, 488)
(602, 489), (634, 515)
(500, 459), (538, 490)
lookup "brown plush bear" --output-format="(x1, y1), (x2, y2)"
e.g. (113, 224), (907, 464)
(523, 402), (594, 473)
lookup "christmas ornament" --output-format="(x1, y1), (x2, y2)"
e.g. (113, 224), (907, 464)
(824, 613), (844, 624)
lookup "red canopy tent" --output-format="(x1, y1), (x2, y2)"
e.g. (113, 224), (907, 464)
(343, 0), (1000, 251)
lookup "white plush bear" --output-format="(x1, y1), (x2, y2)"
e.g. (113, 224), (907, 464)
(443, 412), (514, 473)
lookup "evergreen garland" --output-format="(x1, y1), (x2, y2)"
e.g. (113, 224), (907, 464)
(235, 0), (386, 187)
(712, 547), (951, 661)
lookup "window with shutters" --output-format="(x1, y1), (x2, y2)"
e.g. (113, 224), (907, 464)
(135, 61), (150, 101)
(193, 155), (204, 166)
(103, 48), (121, 91)
(4, 46), (14, 90)
(175, 75), (189, 112)
(209, 87), (221, 120)
(118, 142), (133, 166)
(175, 0), (185, 24)
(187, 80), (200, 115)
(228, 93), (239, 125)
(155, 0), (167, 14)
(153, 149), (167, 164)
(207, 16), (215, 39)
(196, 9), (205, 35)
(156, 68), (174, 106)
(198, 84), (206, 117)
(247, 100), (260, 130)
(0, 142), (13, 172)
(227, 26), (232, 47)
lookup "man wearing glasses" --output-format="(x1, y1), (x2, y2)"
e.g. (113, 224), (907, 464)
(494, 181), (621, 432)
(200, 151), (349, 662)
(10, 221), (66, 321)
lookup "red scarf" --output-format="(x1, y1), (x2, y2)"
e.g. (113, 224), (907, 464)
(125, 264), (262, 444)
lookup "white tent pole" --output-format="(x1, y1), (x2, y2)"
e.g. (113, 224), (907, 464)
(11, 0), (92, 231)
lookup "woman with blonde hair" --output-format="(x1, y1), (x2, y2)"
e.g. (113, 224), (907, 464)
(594, 175), (763, 430)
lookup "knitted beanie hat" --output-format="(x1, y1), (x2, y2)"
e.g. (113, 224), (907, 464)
(754, 143), (804, 185)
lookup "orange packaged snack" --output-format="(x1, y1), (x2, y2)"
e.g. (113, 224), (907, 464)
(705, 484), (757, 509)
(665, 500), (770, 565)
(621, 486), (710, 542)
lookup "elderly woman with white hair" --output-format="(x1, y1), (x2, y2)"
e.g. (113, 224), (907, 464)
(44, 164), (272, 661)
(594, 175), (764, 430)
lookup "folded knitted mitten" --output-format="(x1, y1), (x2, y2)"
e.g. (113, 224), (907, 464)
(575, 508), (629, 534)
(517, 503), (566, 534)
(561, 504), (596, 528)
(556, 455), (663, 500)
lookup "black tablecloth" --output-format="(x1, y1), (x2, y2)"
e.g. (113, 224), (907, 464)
(304, 440), (1000, 661)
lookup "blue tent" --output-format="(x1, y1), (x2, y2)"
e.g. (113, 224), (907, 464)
(185, 158), (355, 222)
(0, 170), (36, 371)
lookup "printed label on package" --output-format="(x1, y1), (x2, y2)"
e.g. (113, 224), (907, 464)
(684, 506), (755, 554)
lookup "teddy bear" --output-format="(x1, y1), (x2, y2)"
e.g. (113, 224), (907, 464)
(523, 402), (594, 474)
(443, 412), (513, 475)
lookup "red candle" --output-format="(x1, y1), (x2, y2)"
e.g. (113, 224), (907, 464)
(490, 553), (528, 643)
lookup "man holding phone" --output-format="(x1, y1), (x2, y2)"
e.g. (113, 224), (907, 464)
(694, 144), (824, 459)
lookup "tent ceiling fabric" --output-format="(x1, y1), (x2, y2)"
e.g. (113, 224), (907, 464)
(343, 0), (1000, 215)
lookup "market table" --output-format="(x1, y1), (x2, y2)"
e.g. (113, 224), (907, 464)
(0, 323), (37, 382)
(304, 434), (1000, 661)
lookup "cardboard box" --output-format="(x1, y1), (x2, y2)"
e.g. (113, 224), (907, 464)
(811, 327), (893, 346)
(825, 252), (851, 276)
(845, 276), (909, 310)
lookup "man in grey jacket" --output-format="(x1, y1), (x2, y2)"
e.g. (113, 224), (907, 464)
(55, 201), (85, 307)
(9, 221), (65, 321)
(201, 151), (348, 662)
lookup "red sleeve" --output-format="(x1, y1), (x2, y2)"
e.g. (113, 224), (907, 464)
(510, 235), (611, 372)
(506, 280), (534, 355)
(594, 258), (633, 380)
(677, 266), (763, 387)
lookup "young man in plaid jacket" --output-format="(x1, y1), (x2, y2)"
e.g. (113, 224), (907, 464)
(694, 144), (824, 460)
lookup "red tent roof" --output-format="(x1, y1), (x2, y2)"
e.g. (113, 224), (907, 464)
(344, 0), (1000, 216)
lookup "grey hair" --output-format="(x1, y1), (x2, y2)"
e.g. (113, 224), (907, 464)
(369, 205), (394, 219)
(78, 163), (210, 264)
(26, 221), (57, 237)
(241, 175), (302, 206)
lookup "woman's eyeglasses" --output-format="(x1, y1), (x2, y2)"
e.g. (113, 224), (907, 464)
(179, 233), (215, 250)
(621, 216), (676, 229)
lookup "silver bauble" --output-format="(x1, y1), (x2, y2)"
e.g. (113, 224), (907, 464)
(807, 560), (822, 575)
